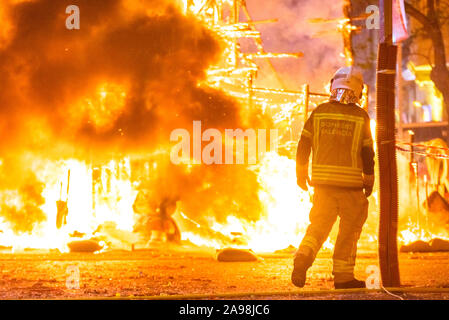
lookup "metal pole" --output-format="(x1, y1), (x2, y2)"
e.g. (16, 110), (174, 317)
(397, 44), (403, 139)
(414, 161), (420, 233)
(376, 0), (401, 287)
(424, 174), (429, 232)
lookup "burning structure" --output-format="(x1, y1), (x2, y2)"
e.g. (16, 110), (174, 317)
(1, 0), (449, 301)
(0, 0), (335, 253)
(0, 0), (446, 259)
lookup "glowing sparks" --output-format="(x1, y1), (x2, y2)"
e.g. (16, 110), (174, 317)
(81, 83), (128, 132)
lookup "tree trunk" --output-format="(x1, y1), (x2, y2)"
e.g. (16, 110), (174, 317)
(405, 1), (449, 119)
(428, 21), (449, 119)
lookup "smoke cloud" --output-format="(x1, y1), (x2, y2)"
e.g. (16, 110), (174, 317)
(0, 0), (263, 235)
(243, 0), (344, 92)
(0, 0), (242, 157)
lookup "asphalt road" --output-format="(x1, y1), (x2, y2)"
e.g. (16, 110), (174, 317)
(0, 245), (448, 300)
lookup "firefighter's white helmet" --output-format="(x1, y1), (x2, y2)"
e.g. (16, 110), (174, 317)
(330, 67), (364, 98)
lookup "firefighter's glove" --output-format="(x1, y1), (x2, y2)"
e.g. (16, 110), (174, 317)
(363, 174), (375, 197)
(297, 165), (310, 192)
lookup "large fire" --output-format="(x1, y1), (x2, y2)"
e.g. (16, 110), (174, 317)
(0, 0), (447, 256)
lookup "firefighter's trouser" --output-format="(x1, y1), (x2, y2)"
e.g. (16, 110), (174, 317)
(296, 186), (368, 283)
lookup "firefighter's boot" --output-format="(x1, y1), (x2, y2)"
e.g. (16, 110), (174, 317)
(291, 254), (313, 288)
(334, 278), (365, 289)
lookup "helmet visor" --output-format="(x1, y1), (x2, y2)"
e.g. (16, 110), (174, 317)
(329, 88), (360, 105)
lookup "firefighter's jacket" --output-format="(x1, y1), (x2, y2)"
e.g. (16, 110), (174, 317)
(296, 101), (375, 188)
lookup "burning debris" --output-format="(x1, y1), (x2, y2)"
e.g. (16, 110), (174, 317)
(0, 0), (442, 263)
(425, 191), (449, 234)
(216, 247), (259, 262)
(56, 170), (70, 229)
(0, 0), (248, 245)
(133, 191), (181, 244)
(400, 238), (449, 253)
(0, 0), (312, 252)
(67, 239), (103, 253)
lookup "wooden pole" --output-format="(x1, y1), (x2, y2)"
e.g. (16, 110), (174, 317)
(231, 0), (240, 68)
(303, 84), (310, 122)
(248, 72), (254, 110)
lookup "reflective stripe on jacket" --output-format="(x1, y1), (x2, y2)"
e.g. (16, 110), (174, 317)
(297, 101), (374, 188)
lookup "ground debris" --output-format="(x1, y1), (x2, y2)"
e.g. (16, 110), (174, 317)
(68, 240), (103, 253)
(0, 250), (447, 299)
(400, 238), (449, 253)
(216, 248), (259, 262)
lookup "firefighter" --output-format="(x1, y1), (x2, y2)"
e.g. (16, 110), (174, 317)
(292, 66), (375, 289)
